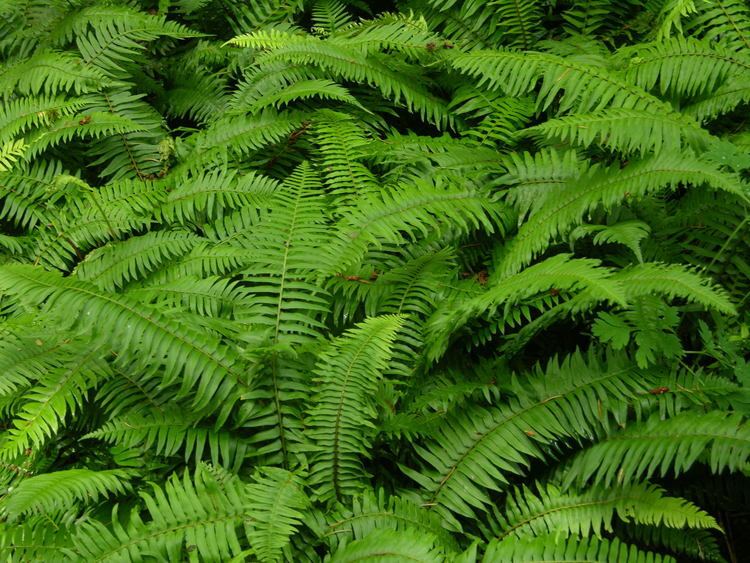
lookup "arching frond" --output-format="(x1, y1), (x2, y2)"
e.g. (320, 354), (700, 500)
(72, 465), (248, 561)
(451, 49), (670, 115)
(404, 352), (663, 517)
(0, 266), (250, 419)
(306, 315), (404, 502)
(498, 153), (747, 276)
(1, 469), (131, 520)
(329, 529), (446, 563)
(484, 534), (676, 563)
(486, 482), (718, 540)
(563, 411), (750, 487)
(245, 467), (309, 562)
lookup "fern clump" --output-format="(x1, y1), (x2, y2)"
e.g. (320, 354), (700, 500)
(0, 0), (749, 561)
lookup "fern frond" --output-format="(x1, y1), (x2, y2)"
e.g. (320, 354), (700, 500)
(230, 33), (452, 127)
(484, 533), (676, 563)
(321, 488), (459, 551)
(0, 95), (91, 143)
(612, 262), (736, 315)
(312, 110), (379, 203)
(72, 465), (247, 561)
(1, 469), (131, 520)
(245, 467), (308, 562)
(252, 79), (363, 113)
(498, 153), (748, 276)
(306, 315), (404, 502)
(487, 482), (718, 540)
(424, 255), (625, 362)
(451, 49), (671, 115)
(563, 411), (750, 487)
(325, 176), (506, 275)
(617, 37), (750, 98)
(499, 148), (586, 221)
(524, 109), (714, 155)
(0, 265), (249, 418)
(688, 0), (750, 52)
(157, 168), (278, 225)
(405, 352), (660, 517)
(0, 346), (110, 459)
(84, 89), (168, 181)
(329, 529), (446, 562)
(73, 10), (201, 74)
(0, 51), (110, 96)
(74, 231), (201, 291)
(0, 139), (26, 172)
(683, 77), (750, 121)
(85, 409), (248, 471)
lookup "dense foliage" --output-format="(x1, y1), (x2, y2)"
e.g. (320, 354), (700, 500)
(1, 0), (750, 560)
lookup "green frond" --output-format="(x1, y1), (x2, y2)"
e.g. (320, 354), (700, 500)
(0, 51), (110, 96)
(621, 524), (725, 562)
(499, 148), (586, 221)
(405, 352), (660, 517)
(592, 296), (683, 368)
(0, 139), (26, 173)
(617, 37), (750, 99)
(184, 110), (305, 170)
(0, 265), (249, 418)
(683, 77), (750, 121)
(163, 65), (229, 124)
(325, 176), (506, 275)
(244, 467), (308, 562)
(486, 482), (718, 540)
(312, 110), (379, 203)
(0, 346), (110, 459)
(524, 109), (714, 155)
(327, 13), (441, 55)
(24, 111), (145, 160)
(1, 469), (131, 520)
(72, 464), (247, 561)
(570, 221), (651, 262)
(611, 262), (736, 315)
(329, 528), (446, 563)
(157, 168), (278, 225)
(74, 231), (201, 291)
(229, 0), (305, 32)
(306, 315), (404, 502)
(654, 0), (699, 40)
(0, 516), (75, 561)
(226, 163), (334, 465)
(230, 32), (452, 127)
(0, 95), (92, 144)
(311, 0), (353, 34)
(451, 89), (533, 147)
(85, 409), (248, 471)
(563, 411), (750, 487)
(0, 325), (76, 395)
(424, 255), (625, 362)
(32, 177), (164, 270)
(451, 49), (670, 115)
(688, 0), (750, 52)
(128, 276), (248, 318)
(73, 10), (202, 75)
(249, 79), (364, 113)
(321, 488), (459, 551)
(498, 153), (747, 277)
(484, 534), (676, 563)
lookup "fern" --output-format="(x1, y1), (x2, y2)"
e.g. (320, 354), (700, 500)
(1, 469), (131, 520)
(2, 1), (750, 560)
(306, 315), (404, 501)
(564, 411), (750, 487)
(484, 534), (677, 563)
